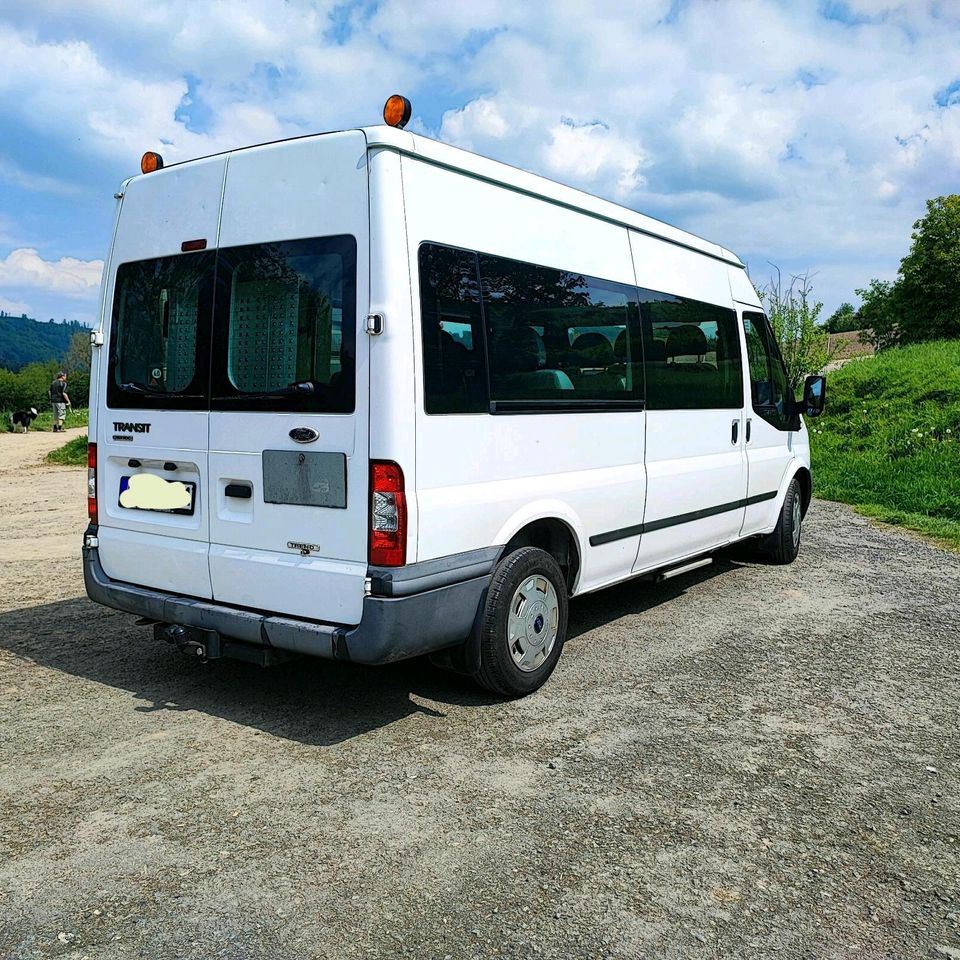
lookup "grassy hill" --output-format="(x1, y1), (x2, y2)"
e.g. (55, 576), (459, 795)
(0, 314), (88, 371)
(811, 339), (960, 548)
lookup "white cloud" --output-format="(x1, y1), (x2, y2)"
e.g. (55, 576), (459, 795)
(0, 1), (959, 314)
(0, 249), (103, 298)
(542, 120), (648, 199)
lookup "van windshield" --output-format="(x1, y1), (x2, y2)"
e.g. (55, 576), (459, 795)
(107, 235), (356, 413)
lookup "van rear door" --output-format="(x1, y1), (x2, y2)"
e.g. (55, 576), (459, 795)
(207, 132), (370, 625)
(96, 155), (226, 599)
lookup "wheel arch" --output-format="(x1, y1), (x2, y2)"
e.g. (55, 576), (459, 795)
(495, 509), (584, 595)
(792, 464), (812, 518)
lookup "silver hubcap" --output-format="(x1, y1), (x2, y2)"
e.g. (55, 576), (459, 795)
(507, 575), (559, 672)
(791, 497), (802, 549)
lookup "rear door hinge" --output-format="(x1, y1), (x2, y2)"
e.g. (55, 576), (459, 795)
(90, 330), (104, 347)
(365, 313), (384, 336)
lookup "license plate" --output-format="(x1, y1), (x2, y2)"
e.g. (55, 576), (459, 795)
(119, 475), (196, 515)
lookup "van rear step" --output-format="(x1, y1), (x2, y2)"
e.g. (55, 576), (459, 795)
(153, 623), (299, 667)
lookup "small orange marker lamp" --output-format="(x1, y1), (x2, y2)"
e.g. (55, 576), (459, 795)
(383, 95), (412, 129)
(141, 151), (164, 174)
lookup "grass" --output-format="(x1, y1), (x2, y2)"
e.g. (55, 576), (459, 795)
(1, 407), (89, 433)
(810, 339), (960, 549)
(45, 433), (89, 466)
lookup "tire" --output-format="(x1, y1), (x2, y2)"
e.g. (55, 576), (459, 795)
(759, 478), (803, 564)
(473, 546), (569, 697)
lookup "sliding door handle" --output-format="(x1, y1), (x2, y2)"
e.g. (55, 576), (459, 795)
(746, 417), (752, 443)
(731, 420), (739, 445)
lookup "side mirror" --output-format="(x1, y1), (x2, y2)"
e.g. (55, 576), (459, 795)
(802, 374), (826, 417)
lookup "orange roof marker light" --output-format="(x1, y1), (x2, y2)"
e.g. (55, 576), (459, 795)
(141, 151), (164, 174)
(383, 95), (412, 129)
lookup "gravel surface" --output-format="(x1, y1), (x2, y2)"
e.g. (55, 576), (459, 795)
(1, 431), (958, 959)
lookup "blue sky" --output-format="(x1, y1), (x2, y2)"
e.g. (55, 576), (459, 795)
(0, 0), (958, 325)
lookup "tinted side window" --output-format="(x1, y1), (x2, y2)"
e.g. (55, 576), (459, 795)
(743, 311), (792, 429)
(641, 291), (743, 410)
(419, 244), (487, 414)
(478, 253), (643, 408)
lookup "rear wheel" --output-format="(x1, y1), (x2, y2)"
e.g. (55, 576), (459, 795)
(474, 547), (568, 697)
(759, 478), (802, 564)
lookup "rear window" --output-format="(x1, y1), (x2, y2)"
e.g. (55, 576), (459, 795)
(107, 251), (213, 410)
(210, 236), (356, 412)
(106, 235), (356, 413)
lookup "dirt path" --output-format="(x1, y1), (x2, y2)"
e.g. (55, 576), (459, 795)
(0, 427), (87, 595)
(0, 450), (958, 959)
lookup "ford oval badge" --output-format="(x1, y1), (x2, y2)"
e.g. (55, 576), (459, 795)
(289, 427), (319, 444)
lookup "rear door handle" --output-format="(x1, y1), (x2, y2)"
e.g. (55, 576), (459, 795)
(225, 483), (252, 499)
(731, 420), (739, 445)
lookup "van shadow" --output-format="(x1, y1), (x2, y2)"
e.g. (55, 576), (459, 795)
(0, 557), (744, 748)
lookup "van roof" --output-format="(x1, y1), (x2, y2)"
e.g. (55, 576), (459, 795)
(360, 125), (745, 269)
(131, 124), (745, 269)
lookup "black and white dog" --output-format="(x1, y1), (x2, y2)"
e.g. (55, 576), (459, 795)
(11, 408), (39, 433)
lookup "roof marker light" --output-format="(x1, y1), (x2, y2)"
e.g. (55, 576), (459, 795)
(383, 95), (412, 129)
(141, 151), (164, 174)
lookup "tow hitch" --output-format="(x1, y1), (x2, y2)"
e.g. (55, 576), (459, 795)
(152, 622), (297, 667)
(157, 623), (214, 661)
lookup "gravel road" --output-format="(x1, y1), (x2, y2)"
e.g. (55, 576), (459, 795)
(1, 430), (958, 959)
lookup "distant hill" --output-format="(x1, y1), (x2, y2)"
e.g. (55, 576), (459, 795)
(0, 314), (88, 371)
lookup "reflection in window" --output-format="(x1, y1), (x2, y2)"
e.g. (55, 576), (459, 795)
(109, 251), (213, 404)
(478, 253), (642, 404)
(214, 236), (356, 413)
(743, 311), (791, 428)
(419, 245), (486, 414)
(641, 291), (743, 410)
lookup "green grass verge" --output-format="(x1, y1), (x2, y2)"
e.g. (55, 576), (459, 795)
(811, 339), (960, 549)
(1, 407), (89, 433)
(45, 434), (88, 466)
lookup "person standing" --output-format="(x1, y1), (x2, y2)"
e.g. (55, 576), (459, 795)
(49, 371), (71, 433)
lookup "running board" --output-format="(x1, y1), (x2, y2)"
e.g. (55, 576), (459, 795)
(657, 556), (713, 581)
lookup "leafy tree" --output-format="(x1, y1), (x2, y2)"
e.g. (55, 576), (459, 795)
(825, 302), (859, 333)
(61, 330), (92, 374)
(856, 279), (901, 349)
(895, 194), (960, 342)
(856, 194), (960, 348)
(761, 268), (839, 392)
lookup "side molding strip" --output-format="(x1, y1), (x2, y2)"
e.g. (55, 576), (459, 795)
(589, 491), (778, 547)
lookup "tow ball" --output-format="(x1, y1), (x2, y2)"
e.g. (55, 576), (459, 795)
(156, 623), (213, 662)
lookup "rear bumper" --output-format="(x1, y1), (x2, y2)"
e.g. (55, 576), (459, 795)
(83, 543), (497, 665)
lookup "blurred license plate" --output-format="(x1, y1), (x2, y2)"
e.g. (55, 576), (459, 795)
(118, 475), (196, 515)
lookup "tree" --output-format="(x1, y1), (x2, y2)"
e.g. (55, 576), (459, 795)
(895, 194), (960, 343)
(761, 268), (839, 392)
(855, 194), (960, 348)
(61, 330), (91, 374)
(825, 302), (858, 333)
(856, 279), (901, 350)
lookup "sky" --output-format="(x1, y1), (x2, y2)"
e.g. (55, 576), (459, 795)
(0, 0), (958, 327)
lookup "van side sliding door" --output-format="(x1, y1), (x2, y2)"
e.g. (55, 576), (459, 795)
(632, 287), (748, 573)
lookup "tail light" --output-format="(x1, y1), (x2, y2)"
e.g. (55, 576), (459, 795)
(87, 442), (97, 525)
(369, 460), (406, 567)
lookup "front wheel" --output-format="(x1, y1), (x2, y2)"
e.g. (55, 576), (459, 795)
(760, 478), (803, 564)
(473, 547), (569, 697)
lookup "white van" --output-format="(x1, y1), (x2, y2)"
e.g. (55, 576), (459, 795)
(84, 105), (826, 696)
